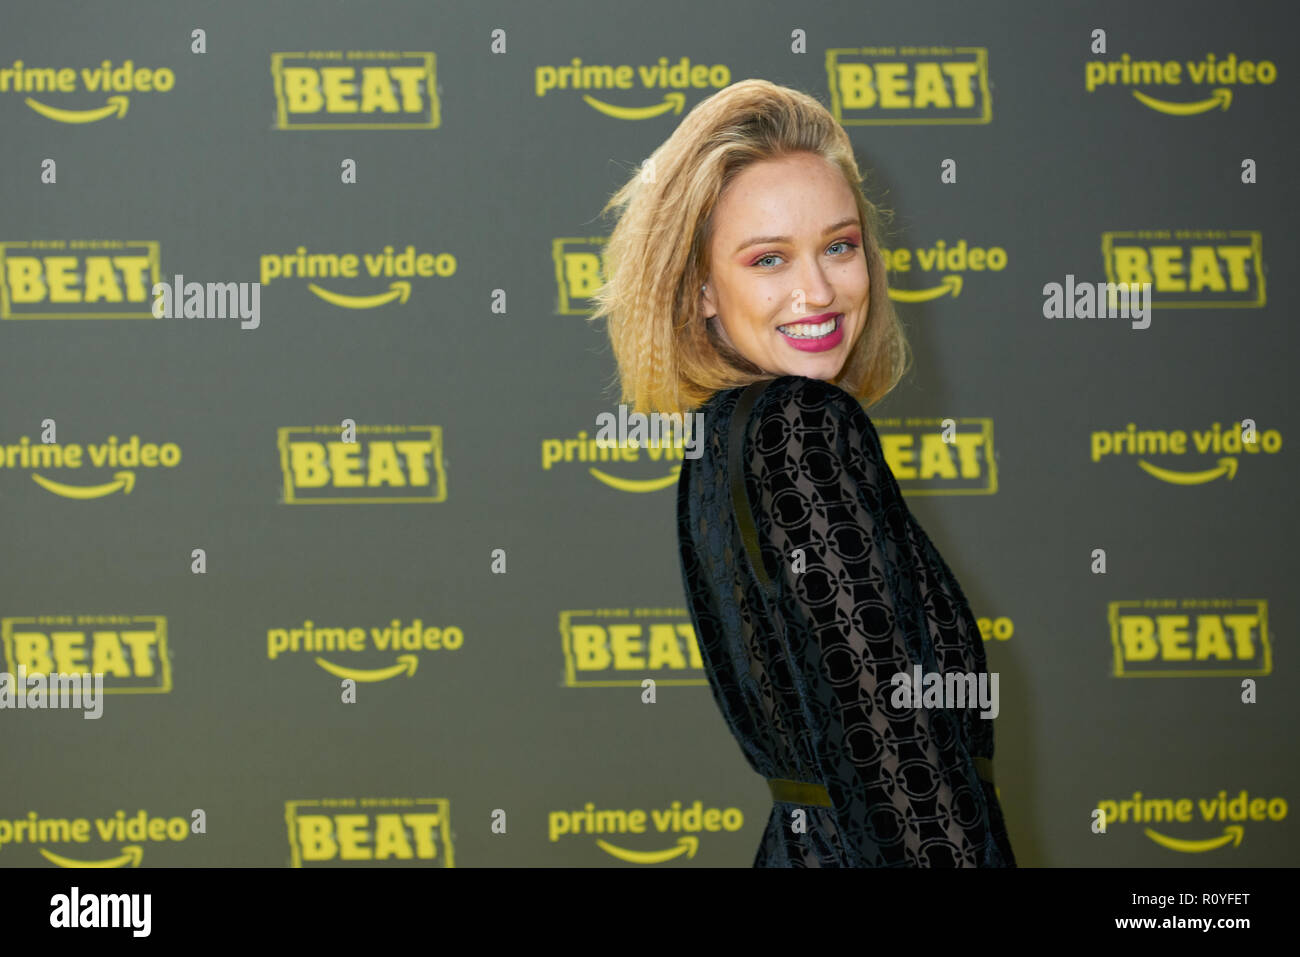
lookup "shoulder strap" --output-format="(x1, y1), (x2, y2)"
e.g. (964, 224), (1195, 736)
(728, 378), (776, 596)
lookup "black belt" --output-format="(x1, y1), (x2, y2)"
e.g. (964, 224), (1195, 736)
(769, 760), (995, 807)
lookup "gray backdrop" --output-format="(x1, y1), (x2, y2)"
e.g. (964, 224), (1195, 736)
(0, 0), (1295, 867)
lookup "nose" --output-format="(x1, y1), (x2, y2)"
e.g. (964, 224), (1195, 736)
(791, 260), (835, 316)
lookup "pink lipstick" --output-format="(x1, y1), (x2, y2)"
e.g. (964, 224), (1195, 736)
(777, 312), (843, 352)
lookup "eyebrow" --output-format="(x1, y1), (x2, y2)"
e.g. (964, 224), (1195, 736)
(733, 217), (862, 255)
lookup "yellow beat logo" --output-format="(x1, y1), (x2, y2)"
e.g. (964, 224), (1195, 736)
(285, 799), (452, 866)
(271, 52), (439, 129)
(828, 46), (991, 124)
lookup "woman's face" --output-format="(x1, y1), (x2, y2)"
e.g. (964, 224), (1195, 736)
(701, 152), (869, 383)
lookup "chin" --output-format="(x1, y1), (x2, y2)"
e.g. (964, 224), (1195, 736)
(786, 356), (845, 383)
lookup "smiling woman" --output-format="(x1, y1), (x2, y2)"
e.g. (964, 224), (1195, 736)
(590, 78), (1015, 868)
(589, 79), (903, 417)
(699, 152), (868, 381)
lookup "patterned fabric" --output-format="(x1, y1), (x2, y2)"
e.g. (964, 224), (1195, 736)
(676, 374), (1016, 867)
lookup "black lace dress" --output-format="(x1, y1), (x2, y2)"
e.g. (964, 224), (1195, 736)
(676, 374), (1016, 867)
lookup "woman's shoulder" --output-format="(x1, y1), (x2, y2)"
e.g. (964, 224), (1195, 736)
(705, 374), (861, 413)
(748, 375), (873, 435)
(695, 375), (875, 453)
(755, 374), (860, 407)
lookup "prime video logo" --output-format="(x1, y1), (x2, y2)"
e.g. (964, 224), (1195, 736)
(0, 666), (104, 718)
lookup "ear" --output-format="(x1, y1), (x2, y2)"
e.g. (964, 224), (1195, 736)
(699, 280), (716, 319)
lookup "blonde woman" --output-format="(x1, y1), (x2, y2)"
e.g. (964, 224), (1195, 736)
(591, 79), (1015, 867)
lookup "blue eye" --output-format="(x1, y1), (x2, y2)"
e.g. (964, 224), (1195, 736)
(752, 241), (859, 269)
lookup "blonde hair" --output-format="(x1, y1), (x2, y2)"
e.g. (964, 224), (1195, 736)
(590, 78), (911, 416)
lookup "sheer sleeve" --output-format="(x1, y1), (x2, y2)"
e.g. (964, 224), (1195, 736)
(740, 376), (991, 867)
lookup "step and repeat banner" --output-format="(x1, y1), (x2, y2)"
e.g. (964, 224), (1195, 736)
(0, 0), (1294, 867)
